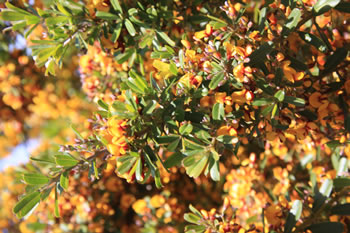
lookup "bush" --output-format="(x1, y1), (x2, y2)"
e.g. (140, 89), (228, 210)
(0, 0), (349, 232)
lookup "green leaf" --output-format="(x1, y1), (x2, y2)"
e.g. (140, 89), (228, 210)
(126, 77), (146, 94)
(25, 15), (40, 25)
(307, 222), (344, 233)
(313, 179), (333, 211)
(13, 191), (41, 218)
(124, 19), (136, 36)
(337, 157), (348, 177)
(282, 8), (301, 37)
(335, 2), (350, 13)
(333, 177), (350, 189)
(261, 104), (274, 116)
(26, 222), (47, 231)
(271, 103), (279, 118)
(326, 140), (342, 149)
(111, 0), (123, 13)
(247, 41), (274, 67)
(184, 213), (201, 224)
(142, 100), (157, 114)
(5, 2), (32, 16)
(331, 203), (350, 216)
(210, 160), (220, 181)
(185, 224), (206, 233)
(156, 31), (176, 47)
(30, 157), (55, 165)
(169, 61), (178, 75)
(117, 155), (138, 174)
(212, 102), (225, 120)
(167, 138), (181, 152)
(209, 72), (225, 90)
(55, 155), (79, 167)
(97, 99), (109, 111)
(183, 154), (209, 178)
(324, 48), (347, 72)
(54, 185), (60, 217)
(179, 123), (193, 135)
(115, 48), (135, 64)
(129, 70), (149, 93)
(70, 124), (84, 141)
(23, 173), (49, 185)
(206, 14), (227, 26)
(40, 187), (53, 201)
(252, 98), (274, 106)
(135, 157), (142, 182)
(284, 200), (302, 233)
(164, 152), (185, 168)
(179, 49), (185, 69)
(298, 31), (328, 53)
(313, 0), (341, 15)
(45, 16), (69, 26)
(320, 179), (333, 197)
(139, 33), (154, 48)
(0, 10), (26, 21)
(111, 22), (123, 43)
(284, 96), (305, 107)
(60, 171), (69, 191)
(274, 90), (285, 102)
(95, 11), (119, 20)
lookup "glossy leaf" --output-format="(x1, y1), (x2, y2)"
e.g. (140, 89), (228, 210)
(183, 154), (209, 178)
(156, 31), (176, 47)
(212, 102), (225, 120)
(209, 72), (225, 90)
(252, 98), (274, 106)
(284, 96), (305, 107)
(274, 90), (285, 102)
(23, 173), (49, 185)
(298, 31), (328, 53)
(331, 203), (350, 216)
(95, 11), (119, 20)
(55, 155), (79, 167)
(125, 19), (136, 36)
(313, 0), (341, 15)
(13, 191), (41, 218)
(111, 0), (123, 13)
(184, 213), (201, 224)
(284, 200), (302, 233)
(60, 171), (69, 191)
(333, 177), (350, 189)
(282, 8), (301, 36)
(307, 222), (344, 233)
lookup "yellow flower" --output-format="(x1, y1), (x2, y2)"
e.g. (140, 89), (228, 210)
(153, 60), (172, 79)
(132, 199), (148, 215)
(150, 194), (166, 208)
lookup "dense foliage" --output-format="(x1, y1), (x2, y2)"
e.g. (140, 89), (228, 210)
(0, 0), (350, 232)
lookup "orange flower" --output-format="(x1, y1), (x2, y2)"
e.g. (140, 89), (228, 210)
(181, 40), (191, 49)
(215, 92), (232, 105)
(178, 73), (202, 88)
(233, 63), (252, 83)
(309, 92), (323, 108)
(282, 61), (304, 83)
(265, 204), (283, 226)
(217, 125), (237, 136)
